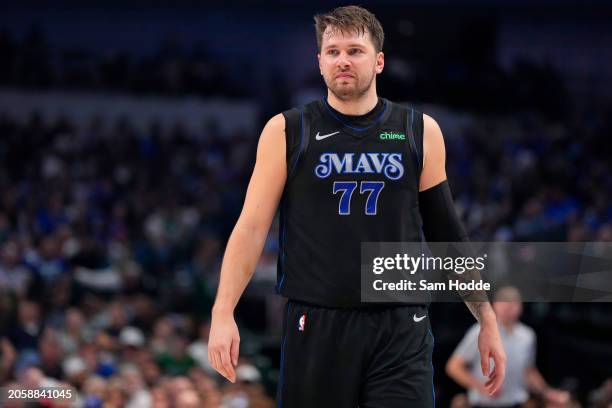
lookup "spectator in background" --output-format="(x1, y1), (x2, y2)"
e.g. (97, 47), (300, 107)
(38, 328), (64, 379)
(0, 240), (32, 298)
(187, 320), (215, 374)
(230, 363), (275, 408)
(150, 385), (171, 408)
(0, 336), (16, 383)
(155, 332), (196, 376)
(189, 366), (223, 407)
(118, 325), (146, 365)
(81, 375), (108, 407)
(56, 308), (88, 355)
(104, 377), (128, 407)
(150, 316), (175, 355)
(9, 299), (43, 352)
(62, 354), (89, 389)
(120, 363), (152, 408)
(446, 286), (570, 408)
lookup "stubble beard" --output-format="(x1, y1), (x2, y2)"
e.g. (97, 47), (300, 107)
(325, 71), (376, 102)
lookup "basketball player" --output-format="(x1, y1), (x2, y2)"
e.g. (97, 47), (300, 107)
(209, 6), (506, 407)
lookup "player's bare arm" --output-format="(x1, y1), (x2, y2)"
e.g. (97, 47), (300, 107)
(208, 113), (286, 383)
(420, 113), (507, 395)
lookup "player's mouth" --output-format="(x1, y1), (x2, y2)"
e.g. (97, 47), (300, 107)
(335, 73), (355, 79)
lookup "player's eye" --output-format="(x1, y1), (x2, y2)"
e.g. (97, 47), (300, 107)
(327, 49), (339, 55)
(348, 48), (363, 55)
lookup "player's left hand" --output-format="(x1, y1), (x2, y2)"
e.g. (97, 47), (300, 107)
(477, 319), (506, 396)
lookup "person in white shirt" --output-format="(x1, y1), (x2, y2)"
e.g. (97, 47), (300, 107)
(446, 286), (569, 408)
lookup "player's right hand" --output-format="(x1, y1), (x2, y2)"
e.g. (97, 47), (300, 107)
(475, 382), (502, 399)
(477, 320), (507, 396)
(208, 312), (240, 383)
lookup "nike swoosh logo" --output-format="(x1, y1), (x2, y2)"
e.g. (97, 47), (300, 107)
(315, 131), (340, 141)
(413, 314), (426, 322)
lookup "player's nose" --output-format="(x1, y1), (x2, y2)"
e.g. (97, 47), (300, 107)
(336, 51), (351, 68)
(336, 59), (350, 70)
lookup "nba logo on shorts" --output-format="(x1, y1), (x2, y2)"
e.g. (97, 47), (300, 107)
(298, 314), (306, 332)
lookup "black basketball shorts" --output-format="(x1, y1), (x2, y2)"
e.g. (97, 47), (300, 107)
(277, 300), (435, 408)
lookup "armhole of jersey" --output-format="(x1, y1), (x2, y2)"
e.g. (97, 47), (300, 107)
(407, 108), (427, 249)
(405, 107), (424, 186)
(281, 106), (311, 181)
(282, 107), (301, 180)
(277, 107), (310, 294)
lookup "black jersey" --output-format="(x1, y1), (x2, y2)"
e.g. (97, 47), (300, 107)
(277, 97), (425, 308)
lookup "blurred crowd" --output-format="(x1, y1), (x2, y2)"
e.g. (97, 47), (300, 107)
(0, 26), (247, 97)
(0, 22), (578, 121)
(445, 108), (612, 243)
(0, 111), (281, 407)
(0, 306), (274, 407)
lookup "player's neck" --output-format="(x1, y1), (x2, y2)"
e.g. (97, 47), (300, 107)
(326, 90), (379, 116)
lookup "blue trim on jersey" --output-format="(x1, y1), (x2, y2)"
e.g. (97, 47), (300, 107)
(408, 108), (422, 175)
(278, 109), (305, 294)
(277, 302), (291, 408)
(288, 109), (305, 177)
(322, 97), (388, 131)
(276, 198), (286, 294)
(428, 327), (436, 407)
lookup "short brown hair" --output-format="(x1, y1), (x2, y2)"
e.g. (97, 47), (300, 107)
(314, 5), (384, 52)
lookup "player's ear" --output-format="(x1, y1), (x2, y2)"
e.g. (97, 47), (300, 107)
(317, 53), (322, 75)
(375, 51), (384, 74)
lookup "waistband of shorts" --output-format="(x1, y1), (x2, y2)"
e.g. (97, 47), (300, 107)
(287, 298), (428, 311)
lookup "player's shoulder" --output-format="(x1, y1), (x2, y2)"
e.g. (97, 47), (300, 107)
(422, 113), (442, 137)
(278, 99), (323, 135)
(259, 114), (286, 145)
(266, 113), (285, 128)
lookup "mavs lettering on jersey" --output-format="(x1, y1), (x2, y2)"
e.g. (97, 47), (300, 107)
(314, 153), (404, 180)
(277, 98), (425, 306)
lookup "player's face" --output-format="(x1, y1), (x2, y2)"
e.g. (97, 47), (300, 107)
(318, 26), (384, 101)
